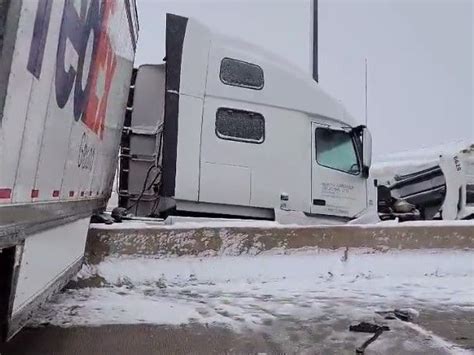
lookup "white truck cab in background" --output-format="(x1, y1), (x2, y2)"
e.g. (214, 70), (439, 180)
(119, 14), (374, 223)
(372, 144), (474, 221)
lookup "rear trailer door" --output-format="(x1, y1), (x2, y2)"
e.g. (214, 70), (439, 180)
(311, 122), (367, 218)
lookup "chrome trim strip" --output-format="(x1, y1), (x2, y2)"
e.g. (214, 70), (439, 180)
(0, 199), (105, 245)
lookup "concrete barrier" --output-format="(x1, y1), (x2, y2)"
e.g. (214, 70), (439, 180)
(85, 222), (474, 264)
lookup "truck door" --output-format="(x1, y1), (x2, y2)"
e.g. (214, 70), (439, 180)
(311, 122), (367, 218)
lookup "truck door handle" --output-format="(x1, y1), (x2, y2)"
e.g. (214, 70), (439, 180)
(313, 199), (326, 206)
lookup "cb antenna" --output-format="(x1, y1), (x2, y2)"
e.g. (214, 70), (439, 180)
(365, 58), (368, 126)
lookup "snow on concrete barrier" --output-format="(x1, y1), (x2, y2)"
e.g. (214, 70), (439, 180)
(85, 221), (474, 264)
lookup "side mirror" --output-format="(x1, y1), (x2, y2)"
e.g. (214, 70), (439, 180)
(352, 125), (372, 178)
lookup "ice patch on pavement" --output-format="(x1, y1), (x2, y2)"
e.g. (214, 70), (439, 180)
(400, 322), (473, 355)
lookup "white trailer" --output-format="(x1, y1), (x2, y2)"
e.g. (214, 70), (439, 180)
(0, 0), (138, 340)
(119, 14), (374, 223)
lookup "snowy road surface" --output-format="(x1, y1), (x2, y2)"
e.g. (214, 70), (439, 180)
(7, 249), (474, 354)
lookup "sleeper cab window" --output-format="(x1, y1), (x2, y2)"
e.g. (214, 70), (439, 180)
(315, 128), (360, 175)
(219, 58), (264, 90)
(215, 108), (265, 144)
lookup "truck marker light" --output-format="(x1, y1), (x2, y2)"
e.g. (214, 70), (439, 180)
(0, 189), (12, 199)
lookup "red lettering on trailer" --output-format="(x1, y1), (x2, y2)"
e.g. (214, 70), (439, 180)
(0, 189), (12, 199)
(31, 190), (39, 198)
(52, 190), (60, 197)
(83, 1), (118, 139)
(29, 0), (118, 140)
(80, 191), (85, 197)
(69, 191), (75, 197)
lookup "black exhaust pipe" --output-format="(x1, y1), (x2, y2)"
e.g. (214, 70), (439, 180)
(312, 0), (318, 82)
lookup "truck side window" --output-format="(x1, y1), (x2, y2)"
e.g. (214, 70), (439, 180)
(220, 58), (264, 90)
(215, 108), (265, 144)
(315, 128), (360, 175)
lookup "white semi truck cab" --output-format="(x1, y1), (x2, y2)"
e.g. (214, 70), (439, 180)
(119, 14), (374, 223)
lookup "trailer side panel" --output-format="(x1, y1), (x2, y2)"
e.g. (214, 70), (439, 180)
(0, 0), (138, 340)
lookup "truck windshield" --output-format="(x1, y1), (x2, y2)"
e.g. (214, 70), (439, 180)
(315, 128), (360, 175)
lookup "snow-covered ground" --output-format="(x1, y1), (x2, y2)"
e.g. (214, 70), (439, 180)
(32, 249), (474, 354)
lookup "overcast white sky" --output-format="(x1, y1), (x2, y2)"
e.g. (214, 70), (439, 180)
(136, 0), (473, 158)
